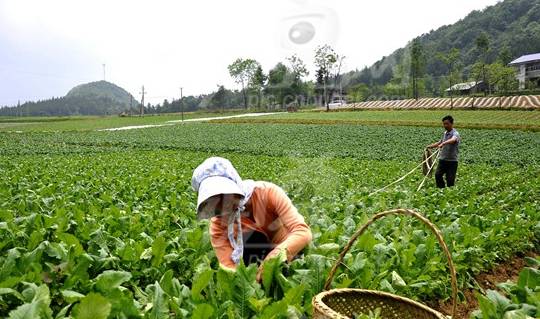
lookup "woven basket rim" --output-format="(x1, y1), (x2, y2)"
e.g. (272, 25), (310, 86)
(312, 288), (448, 319)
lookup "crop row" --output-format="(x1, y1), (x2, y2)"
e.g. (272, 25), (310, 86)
(1, 123), (538, 166)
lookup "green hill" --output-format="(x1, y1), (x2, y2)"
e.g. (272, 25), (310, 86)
(344, 0), (540, 96)
(0, 81), (138, 116)
(66, 81), (137, 107)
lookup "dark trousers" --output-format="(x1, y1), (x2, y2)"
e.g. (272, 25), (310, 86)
(435, 160), (458, 188)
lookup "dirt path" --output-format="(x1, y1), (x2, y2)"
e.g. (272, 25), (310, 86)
(98, 112), (280, 131)
(429, 251), (538, 318)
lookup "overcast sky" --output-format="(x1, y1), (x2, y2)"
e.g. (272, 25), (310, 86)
(0, 0), (501, 106)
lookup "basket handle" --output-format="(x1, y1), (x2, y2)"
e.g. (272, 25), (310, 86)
(323, 208), (457, 318)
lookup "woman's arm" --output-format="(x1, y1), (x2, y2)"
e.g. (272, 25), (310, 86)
(265, 183), (312, 261)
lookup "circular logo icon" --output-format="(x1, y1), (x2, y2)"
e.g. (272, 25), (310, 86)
(288, 21), (316, 45)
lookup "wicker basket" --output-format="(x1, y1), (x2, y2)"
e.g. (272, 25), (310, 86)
(312, 209), (457, 319)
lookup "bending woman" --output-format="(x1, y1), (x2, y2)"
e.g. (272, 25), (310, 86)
(191, 157), (312, 276)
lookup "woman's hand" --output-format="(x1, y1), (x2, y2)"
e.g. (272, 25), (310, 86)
(256, 264), (264, 283)
(256, 248), (288, 283)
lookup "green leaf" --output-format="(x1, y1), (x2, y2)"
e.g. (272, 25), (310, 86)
(317, 243), (340, 253)
(357, 232), (378, 252)
(55, 304), (72, 319)
(262, 255), (282, 296)
(485, 290), (511, 312)
(391, 271), (406, 287)
(148, 282), (169, 319)
(379, 279), (395, 293)
(61, 290), (85, 303)
(140, 247), (152, 260)
(283, 284), (305, 306)
(191, 269), (214, 301)
(95, 270), (132, 292)
(72, 292), (111, 319)
(233, 264), (258, 318)
(8, 303), (40, 319)
(216, 267), (235, 300)
(475, 291), (499, 318)
(57, 232), (84, 256)
(192, 303), (215, 319)
(104, 288), (140, 318)
(502, 309), (531, 319)
(0, 287), (24, 301)
(248, 297), (271, 313)
(8, 284), (51, 319)
(151, 236), (167, 267)
(517, 267), (540, 290)
(259, 300), (288, 319)
(159, 269), (181, 297)
(524, 257), (540, 268)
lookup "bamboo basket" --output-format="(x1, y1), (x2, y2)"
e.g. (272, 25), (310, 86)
(312, 209), (457, 319)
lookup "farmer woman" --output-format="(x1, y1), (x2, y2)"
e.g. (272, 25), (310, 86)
(191, 157), (312, 278)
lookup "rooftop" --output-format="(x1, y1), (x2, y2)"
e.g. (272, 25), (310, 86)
(509, 53), (540, 65)
(446, 81), (483, 92)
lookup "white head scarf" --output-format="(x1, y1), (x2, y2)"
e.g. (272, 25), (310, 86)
(191, 157), (256, 265)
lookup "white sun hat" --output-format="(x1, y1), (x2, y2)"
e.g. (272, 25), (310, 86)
(192, 157), (257, 265)
(191, 157), (245, 219)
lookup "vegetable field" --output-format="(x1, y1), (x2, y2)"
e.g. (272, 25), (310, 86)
(211, 110), (540, 131)
(0, 111), (539, 318)
(0, 111), (248, 133)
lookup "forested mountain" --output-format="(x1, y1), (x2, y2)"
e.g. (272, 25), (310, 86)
(342, 0), (540, 97)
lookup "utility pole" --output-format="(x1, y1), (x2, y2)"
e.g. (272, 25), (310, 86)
(102, 64), (106, 81)
(129, 95), (133, 116)
(139, 86), (147, 117)
(180, 87), (184, 122)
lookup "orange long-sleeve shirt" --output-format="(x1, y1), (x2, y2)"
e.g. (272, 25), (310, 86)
(209, 181), (312, 270)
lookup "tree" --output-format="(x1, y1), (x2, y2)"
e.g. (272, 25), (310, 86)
(488, 63), (517, 104)
(210, 85), (227, 112)
(475, 32), (491, 95)
(228, 58), (259, 109)
(287, 54), (309, 106)
(249, 66), (267, 109)
(333, 54), (346, 103)
(162, 99), (170, 113)
(410, 38), (426, 100)
(265, 63), (295, 109)
(315, 67), (327, 106)
(437, 48), (462, 107)
(314, 45), (339, 111)
(387, 62), (410, 99)
(498, 45), (513, 65)
(347, 83), (369, 103)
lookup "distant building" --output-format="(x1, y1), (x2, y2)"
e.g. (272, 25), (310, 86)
(445, 81), (487, 95)
(509, 53), (540, 89)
